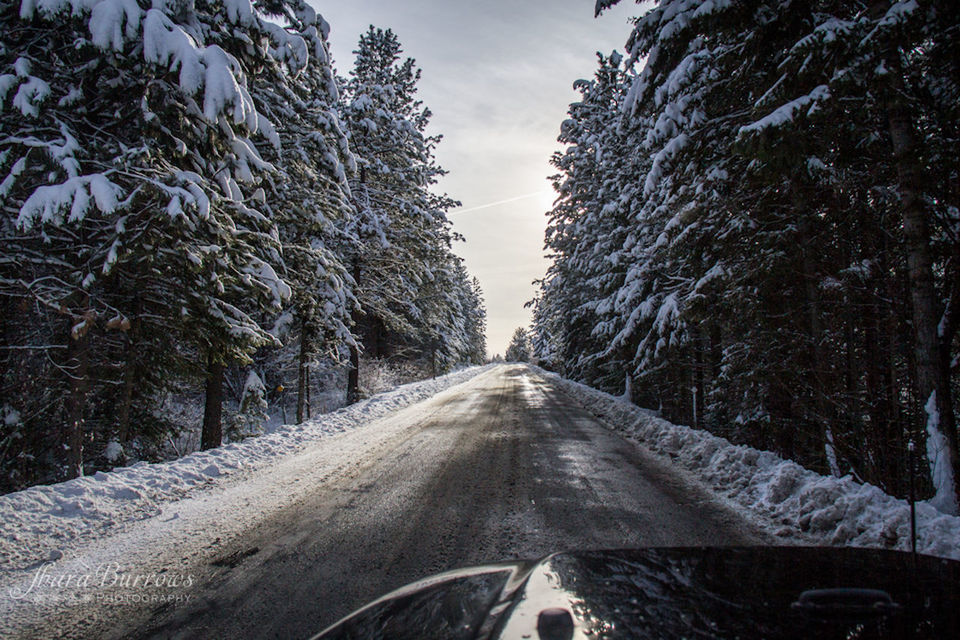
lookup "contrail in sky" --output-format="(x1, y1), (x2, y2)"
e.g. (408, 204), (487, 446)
(449, 191), (551, 215)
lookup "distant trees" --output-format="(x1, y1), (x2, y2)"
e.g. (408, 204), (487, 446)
(0, 6), (484, 491)
(535, 0), (960, 513)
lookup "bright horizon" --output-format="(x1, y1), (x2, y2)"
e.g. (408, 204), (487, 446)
(314, 0), (641, 356)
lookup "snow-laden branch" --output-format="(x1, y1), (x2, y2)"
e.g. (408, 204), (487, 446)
(738, 85), (831, 136)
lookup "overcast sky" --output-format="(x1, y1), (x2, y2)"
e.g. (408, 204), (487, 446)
(311, 0), (641, 355)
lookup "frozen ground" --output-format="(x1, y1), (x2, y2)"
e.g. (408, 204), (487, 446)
(11, 364), (761, 638)
(3, 363), (958, 638)
(536, 366), (960, 561)
(0, 365), (490, 574)
(1, 365), (493, 637)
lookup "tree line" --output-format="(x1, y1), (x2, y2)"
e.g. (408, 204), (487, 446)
(532, 0), (960, 513)
(0, 1), (485, 491)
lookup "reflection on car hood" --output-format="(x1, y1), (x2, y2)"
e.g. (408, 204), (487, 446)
(314, 547), (960, 639)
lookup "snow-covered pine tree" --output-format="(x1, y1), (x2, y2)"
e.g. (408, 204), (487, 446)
(528, 290), (558, 371)
(463, 275), (487, 364)
(731, 0), (960, 512)
(535, 51), (636, 393)
(586, 0), (885, 467)
(248, 0), (357, 424)
(416, 255), (487, 373)
(340, 26), (461, 400)
(574, 0), (960, 512)
(505, 327), (531, 363)
(607, 1), (776, 434)
(228, 369), (269, 441)
(0, 0), (322, 481)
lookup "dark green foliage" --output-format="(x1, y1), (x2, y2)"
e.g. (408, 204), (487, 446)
(0, 4), (485, 491)
(341, 27), (485, 381)
(536, 0), (960, 512)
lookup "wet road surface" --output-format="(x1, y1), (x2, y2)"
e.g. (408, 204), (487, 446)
(110, 364), (761, 638)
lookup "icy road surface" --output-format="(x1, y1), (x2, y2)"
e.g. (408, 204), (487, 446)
(12, 364), (762, 638)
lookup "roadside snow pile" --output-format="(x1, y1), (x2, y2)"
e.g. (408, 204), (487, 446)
(0, 365), (490, 571)
(538, 367), (960, 561)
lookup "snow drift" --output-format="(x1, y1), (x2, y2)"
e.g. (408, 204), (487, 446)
(539, 367), (960, 561)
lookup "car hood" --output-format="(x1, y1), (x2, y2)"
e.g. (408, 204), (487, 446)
(314, 546), (960, 639)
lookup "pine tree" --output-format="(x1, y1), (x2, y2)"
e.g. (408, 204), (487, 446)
(505, 327), (531, 363)
(249, 1), (356, 424)
(464, 275), (487, 364)
(538, 51), (636, 391)
(763, 0), (960, 513)
(546, 0), (960, 511)
(340, 26), (461, 399)
(0, 0), (344, 482)
(228, 369), (269, 441)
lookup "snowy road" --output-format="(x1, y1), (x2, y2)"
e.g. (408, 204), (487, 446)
(10, 364), (761, 638)
(125, 364), (759, 639)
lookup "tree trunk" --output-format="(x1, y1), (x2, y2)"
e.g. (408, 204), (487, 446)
(887, 79), (960, 513)
(619, 340), (636, 405)
(347, 341), (360, 405)
(63, 314), (90, 480)
(116, 312), (140, 445)
(864, 232), (897, 490)
(347, 169), (366, 407)
(799, 213), (835, 475)
(117, 338), (135, 445)
(347, 259), (362, 405)
(864, 294), (889, 481)
(693, 336), (705, 431)
(297, 328), (308, 424)
(709, 322), (722, 378)
(201, 353), (224, 450)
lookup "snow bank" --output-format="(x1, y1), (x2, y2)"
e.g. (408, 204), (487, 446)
(538, 367), (960, 561)
(0, 365), (490, 571)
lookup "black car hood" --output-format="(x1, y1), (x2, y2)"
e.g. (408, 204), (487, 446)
(315, 546), (960, 639)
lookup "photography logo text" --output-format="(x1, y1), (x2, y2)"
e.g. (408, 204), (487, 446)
(9, 559), (195, 606)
